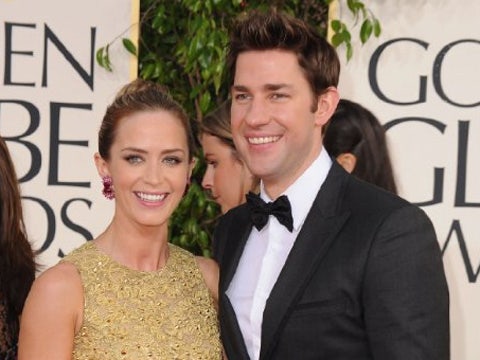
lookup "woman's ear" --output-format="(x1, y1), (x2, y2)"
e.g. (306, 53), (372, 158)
(314, 86), (340, 127)
(94, 152), (110, 177)
(336, 153), (357, 173)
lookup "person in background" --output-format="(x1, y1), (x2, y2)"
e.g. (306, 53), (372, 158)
(214, 9), (449, 360)
(323, 98), (398, 193)
(199, 99), (259, 215)
(18, 79), (222, 359)
(199, 100), (260, 260)
(0, 136), (36, 360)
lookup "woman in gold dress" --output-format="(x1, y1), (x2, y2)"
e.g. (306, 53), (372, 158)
(18, 79), (222, 359)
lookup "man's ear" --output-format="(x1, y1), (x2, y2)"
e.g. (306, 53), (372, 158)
(94, 152), (110, 178)
(314, 86), (340, 127)
(336, 153), (357, 173)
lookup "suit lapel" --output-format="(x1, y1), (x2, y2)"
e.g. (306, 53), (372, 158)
(260, 163), (351, 359)
(220, 206), (253, 291)
(219, 206), (253, 359)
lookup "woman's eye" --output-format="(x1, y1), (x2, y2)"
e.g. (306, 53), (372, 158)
(164, 157), (181, 166)
(207, 160), (218, 168)
(125, 155), (143, 164)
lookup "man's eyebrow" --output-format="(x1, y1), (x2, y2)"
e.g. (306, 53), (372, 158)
(264, 83), (291, 91)
(232, 84), (249, 92)
(232, 83), (292, 91)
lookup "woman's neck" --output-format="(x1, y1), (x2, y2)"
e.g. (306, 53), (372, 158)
(94, 220), (170, 272)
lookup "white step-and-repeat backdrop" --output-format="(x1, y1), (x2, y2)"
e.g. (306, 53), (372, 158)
(336, 1), (479, 359)
(0, 0), (137, 266)
(1, 0), (476, 358)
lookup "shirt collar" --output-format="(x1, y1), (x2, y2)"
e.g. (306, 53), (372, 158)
(260, 147), (332, 231)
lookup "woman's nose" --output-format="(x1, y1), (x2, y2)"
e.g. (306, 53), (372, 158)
(144, 162), (161, 184)
(202, 166), (214, 189)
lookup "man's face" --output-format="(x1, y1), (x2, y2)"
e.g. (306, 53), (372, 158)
(231, 49), (327, 198)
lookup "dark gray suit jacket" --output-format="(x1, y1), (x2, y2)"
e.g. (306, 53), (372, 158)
(214, 162), (449, 360)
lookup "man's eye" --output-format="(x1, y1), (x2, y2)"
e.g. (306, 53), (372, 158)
(234, 93), (249, 101)
(271, 93), (287, 100)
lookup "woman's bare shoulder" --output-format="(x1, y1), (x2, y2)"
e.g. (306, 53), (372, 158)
(18, 261), (84, 358)
(195, 256), (219, 303)
(32, 261), (82, 295)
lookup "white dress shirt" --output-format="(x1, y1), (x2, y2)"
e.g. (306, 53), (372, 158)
(226, 147), (332, 360)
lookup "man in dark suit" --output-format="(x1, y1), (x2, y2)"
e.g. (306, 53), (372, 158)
(214, 9), (449, 360)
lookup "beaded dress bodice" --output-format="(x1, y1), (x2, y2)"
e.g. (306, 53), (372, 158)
(62, 241), (221, 359)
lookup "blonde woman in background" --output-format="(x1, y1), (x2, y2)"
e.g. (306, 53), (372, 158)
(199, 100), (259, 260)
(199, 100), (259, 214)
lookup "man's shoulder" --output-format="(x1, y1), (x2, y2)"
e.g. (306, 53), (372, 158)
(341, 175), (431, 225)
(214, 203), (249, 239)
(219, 202), (250, 222)
(323, 162), (411, 212)
(347, 175), (407, 205)
(212, 203), (250, 263)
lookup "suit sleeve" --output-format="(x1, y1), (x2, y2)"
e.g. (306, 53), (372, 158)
(363, 205), (450, 360)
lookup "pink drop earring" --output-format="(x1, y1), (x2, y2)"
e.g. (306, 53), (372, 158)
(102, 176), (115, 200)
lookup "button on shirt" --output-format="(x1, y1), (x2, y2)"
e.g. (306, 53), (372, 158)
(226, 148), (333, 360)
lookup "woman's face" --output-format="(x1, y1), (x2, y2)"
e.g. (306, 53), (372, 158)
(201, 133), (253, 214)
(96, 110), (193, 228)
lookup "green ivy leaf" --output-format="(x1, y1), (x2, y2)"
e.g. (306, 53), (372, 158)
(199, 92), (212, 113)
(122, 38), (137, 56)
(360, 19), (373, 44)
(140, 62), (156, 79)
(346, 42), (353, 61)
(347, 0), (356, 13)
(96, 47), (105, 68)
(373, 18), (382, 37)
(331, 33), (344, 47)
(199, 230), (209, 248)
(331, 19), (341, 32)
(96, 46), (112, 72)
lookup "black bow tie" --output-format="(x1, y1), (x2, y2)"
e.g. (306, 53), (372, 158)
(245, 192), (294, 232)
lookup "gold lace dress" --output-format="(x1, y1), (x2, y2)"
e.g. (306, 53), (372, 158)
(61, 241), (221, 359)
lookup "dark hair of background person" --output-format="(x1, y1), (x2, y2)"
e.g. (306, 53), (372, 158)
(0, 136), (36, 357)
(323, 99), (398, 194)
(226, 9), (340, 111)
